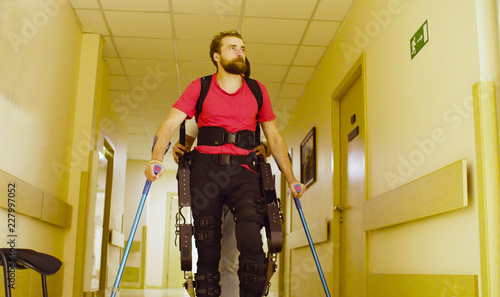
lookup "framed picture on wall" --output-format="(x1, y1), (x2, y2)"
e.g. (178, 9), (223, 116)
(300, 127), (317, 188)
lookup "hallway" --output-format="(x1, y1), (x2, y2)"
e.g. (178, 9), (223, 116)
(1, 0), (500, 296)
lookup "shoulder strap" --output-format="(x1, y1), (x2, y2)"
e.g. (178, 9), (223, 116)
(195, 75), (213, 122)
(243, 77), (264, 147)
(195, 75), (263, 126)
(243, 77), (263, 112)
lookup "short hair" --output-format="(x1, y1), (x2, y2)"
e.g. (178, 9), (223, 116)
(209, 30), (244, 70)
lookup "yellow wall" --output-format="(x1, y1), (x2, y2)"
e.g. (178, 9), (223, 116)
(475, 1), (500, 93)
(99, 65), (130, 290)
(280, 0), (485, 295)
(66, 33), (130, 296)
(0, 0), (81, 199)
(474, 8), (500, 295)
(0, 0), (82, 295)
(0, 1), (130, 296)
(83, 55), (130, 291)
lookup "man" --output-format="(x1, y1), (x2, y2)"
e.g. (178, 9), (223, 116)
(145, 30), (305, 297)
(174, 56), (268, 297)
(172, 119), (271, 297)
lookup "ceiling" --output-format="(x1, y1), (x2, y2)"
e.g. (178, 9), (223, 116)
(68, 0), (355, 168)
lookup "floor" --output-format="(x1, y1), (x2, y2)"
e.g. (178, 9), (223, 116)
(108, 288), (279, 297)
(109, 288), (190, 297)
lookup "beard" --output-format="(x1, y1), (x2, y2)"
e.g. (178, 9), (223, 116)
(220, 56), (247, 75)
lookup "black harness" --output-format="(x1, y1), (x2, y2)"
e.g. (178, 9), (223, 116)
(197, 127), (256, 151)
(195, 75), (263, 150)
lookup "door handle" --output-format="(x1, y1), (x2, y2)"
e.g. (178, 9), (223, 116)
(334, 205), (343, 212)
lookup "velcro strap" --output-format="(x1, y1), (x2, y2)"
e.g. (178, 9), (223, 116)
(196, 286), (221, 296)
(195, 272), (220, 283)
(242, 275), (267, 286)
(243, 261), (268, 273)
(194, 230), (220, 241)
(240, 258), (268, 274)
(198, 126), (255, 150)
(192, 151), (256, 166)
(194, 216), (217, 227)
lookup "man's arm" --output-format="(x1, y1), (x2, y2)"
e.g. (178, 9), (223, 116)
(261, 120), (305, 198)
(145, 107), (187, 181)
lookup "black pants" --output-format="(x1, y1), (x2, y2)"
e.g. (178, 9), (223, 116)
(190, 154), (268, 297)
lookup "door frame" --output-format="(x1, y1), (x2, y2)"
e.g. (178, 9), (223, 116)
(98, 137), (115, 294)
(331, 53), (368, 297)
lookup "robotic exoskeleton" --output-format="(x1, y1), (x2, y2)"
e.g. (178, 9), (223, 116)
(175, 119), (283, 297)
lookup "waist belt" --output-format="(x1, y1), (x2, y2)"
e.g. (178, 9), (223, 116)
(192, 151), (256, 166)
(198, 127), (256, 150)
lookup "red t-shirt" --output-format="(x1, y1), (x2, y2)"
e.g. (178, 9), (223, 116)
(173, 74), (276, 156)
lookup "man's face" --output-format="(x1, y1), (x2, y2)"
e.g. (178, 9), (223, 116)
(218, 36), (247, 75)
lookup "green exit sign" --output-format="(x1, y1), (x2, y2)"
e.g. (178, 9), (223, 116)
(410, 20), (429, 60)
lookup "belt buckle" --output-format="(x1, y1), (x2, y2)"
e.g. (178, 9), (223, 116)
(218, 154), (233, 165)
(226, 132), (238, 145)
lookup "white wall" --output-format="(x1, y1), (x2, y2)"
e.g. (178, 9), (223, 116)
(125, 160), (178, 287)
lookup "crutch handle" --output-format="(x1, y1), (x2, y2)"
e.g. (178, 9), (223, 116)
(293, 185), (303, 209)
(143, 165), (162, 194)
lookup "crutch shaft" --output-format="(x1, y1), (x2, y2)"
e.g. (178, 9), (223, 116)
(293, 192), (331, 297)
(110, 165), (161, 297)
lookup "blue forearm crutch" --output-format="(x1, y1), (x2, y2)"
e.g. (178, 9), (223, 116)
(293, 185), (332, 297)
(110, 164), (161, 297)
(110, 137), (170, 296)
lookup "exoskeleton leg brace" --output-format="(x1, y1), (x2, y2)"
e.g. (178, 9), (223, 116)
(176, 121), (196, 296)
(256, 155), (284, 296)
